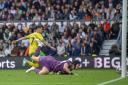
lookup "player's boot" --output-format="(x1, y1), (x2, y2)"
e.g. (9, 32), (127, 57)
(22, 58), (28, 66)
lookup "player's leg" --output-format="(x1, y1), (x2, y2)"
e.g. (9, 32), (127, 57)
(38, 67), (49, 75)
(33, 67), (49, 75)
(31, 55), (40, 62)
(26, 66), (36, 73)
(23, 56), (44, 68)
(24, 60), (39, 67)
(23, 46), (44, 67)
(22, 56), (40, 67)
(26, 54), (45, 67)
(26, 43), (42, 66)
(24, 43), (46, 72)
(24, 56), (40, 73)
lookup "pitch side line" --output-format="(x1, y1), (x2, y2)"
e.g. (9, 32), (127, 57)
(97, 77), (124, 85)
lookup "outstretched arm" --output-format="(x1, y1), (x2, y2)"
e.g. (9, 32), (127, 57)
(63, 63), (73, 74)
(12, 36), (27, 44)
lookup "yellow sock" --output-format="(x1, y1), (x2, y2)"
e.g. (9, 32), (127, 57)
(27, 61), (39, 68)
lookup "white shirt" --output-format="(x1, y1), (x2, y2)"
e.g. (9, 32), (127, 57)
(57, 44), (65, 55)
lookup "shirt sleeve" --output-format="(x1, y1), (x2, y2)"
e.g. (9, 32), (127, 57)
(26, 33), (35, 39)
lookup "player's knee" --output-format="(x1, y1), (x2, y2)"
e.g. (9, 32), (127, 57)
(32, 56), (39, 62)
(38, 67), (49, 75)
(31, 56), (35, 60)
(38, 71), (49, 75)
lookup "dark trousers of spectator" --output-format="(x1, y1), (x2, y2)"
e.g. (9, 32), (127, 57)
(72, 49), (81, 57)
(92, 43), (100, 55)
(102, 31), (109, 40)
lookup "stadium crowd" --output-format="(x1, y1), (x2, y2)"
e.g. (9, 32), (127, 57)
(0, 0), (122, 57)
(0, 20), (120, 57)
(0, 0), (122, 21)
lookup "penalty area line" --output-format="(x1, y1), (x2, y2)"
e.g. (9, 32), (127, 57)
(97, 77), (124, 85)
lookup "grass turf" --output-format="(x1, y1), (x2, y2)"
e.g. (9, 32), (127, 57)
(0, 69), (127, 85)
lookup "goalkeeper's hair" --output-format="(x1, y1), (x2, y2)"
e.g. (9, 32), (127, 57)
(72, 60), (80, 68)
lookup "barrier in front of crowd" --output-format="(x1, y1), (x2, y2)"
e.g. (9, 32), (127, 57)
(0, 20), (116, 28)
(0, 20), (91, 27)
(0, 56), (126, 69)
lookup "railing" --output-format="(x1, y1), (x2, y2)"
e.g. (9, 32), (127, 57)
(0, 19), (120, 28)
(116, 24), (122, 48)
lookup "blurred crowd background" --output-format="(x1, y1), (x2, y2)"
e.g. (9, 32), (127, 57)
(0, 0), (122, 21)
(0, 0), (122, 57)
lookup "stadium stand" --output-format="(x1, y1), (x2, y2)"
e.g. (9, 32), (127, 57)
(0, 0), (123, 57)
(0, 0), (122, 21)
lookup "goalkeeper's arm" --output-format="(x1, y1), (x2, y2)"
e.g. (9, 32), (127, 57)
(63, 63), (73, 75)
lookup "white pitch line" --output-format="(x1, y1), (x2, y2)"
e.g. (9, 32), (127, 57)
(97, 77), (124, 85)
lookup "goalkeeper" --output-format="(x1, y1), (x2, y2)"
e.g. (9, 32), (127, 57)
(23, 55), (81, 75)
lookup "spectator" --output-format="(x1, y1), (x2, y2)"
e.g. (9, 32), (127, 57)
(77, 5), (86, 20)
(10, 6), (17, 17)
(81, 39), (91, 56)
(57, 39), (65, 57)
(100, 19), (111, 40)
(4, 41), (12, 56)
(0, 40), (5, 57)
(109, 21), (120, 39)
(51, 21), (59, 33)
(10, 44), (20, 57)
(33, 13), (41, 21)
(0, 1), (4, 11)
(69, 9), (77, 20)
(90, 30), (102, 55)
(72, 36), (82, 57)
(0, 27), (3, 40)
(109, 44), (121, 56)
(22, 22), (29, 34)
(19, 43), (27, 57)
(65, 37), (73, 57)
(3, 29), (11, 41)
(63, 8), (69, 20)
(114, 9), (122, 21)
(29, 20), (37, 32)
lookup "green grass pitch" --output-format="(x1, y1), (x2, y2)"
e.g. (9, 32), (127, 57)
(0, 69), (127, 85)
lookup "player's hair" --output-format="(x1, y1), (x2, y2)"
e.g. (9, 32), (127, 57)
(36, 25), (44, 30)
